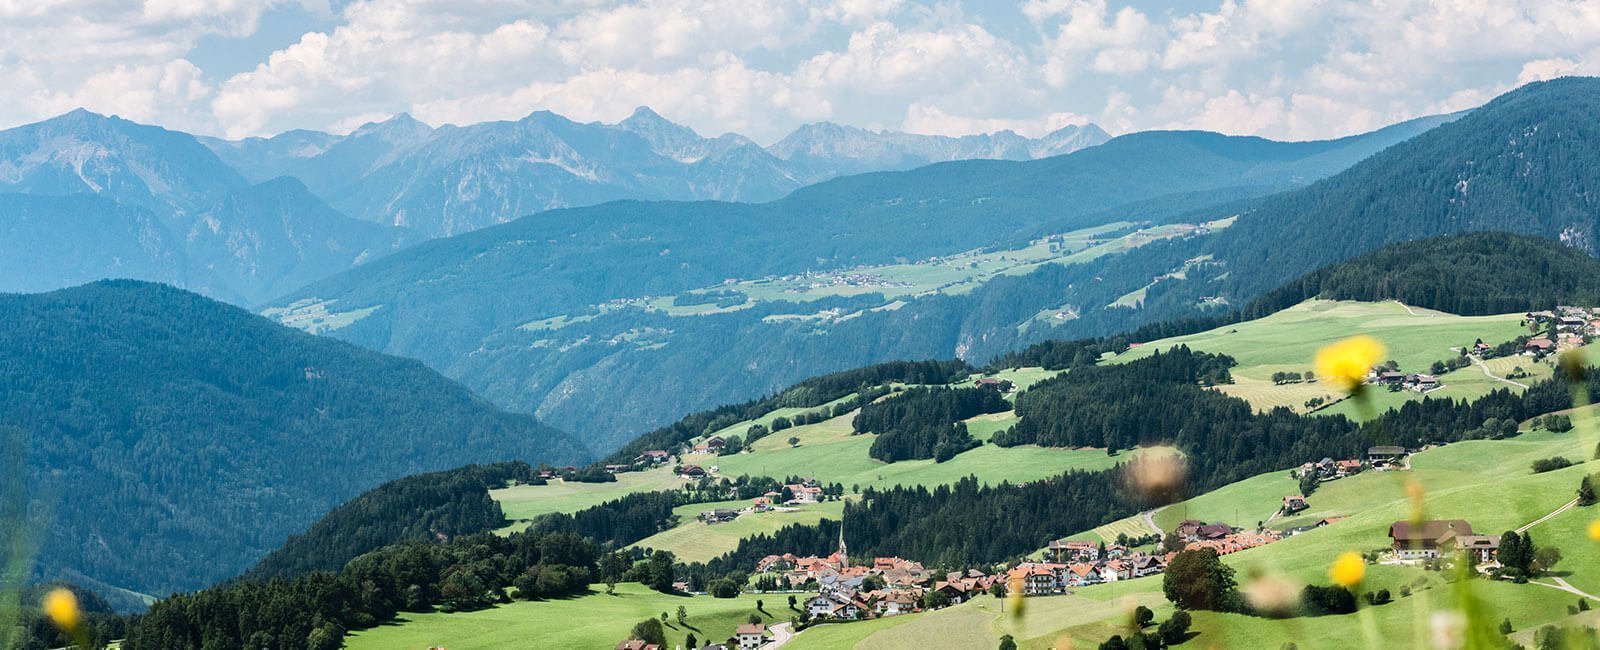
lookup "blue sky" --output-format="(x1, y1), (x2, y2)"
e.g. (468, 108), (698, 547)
(4, 1), (1598, 143)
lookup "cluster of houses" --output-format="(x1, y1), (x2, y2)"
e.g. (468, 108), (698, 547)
(616, 623), (769, 650)
(749, 517), (1290, 624)
(1368, 368), (1440, 393)
(697, 480), (827, 526)
(1297, 446), (1410, 483)
(1524, 307), (1600, 354)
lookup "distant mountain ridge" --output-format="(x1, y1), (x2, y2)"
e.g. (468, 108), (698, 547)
(2, 280), (585, 601)
(0, 110), (416, 304)
(264, 110), (1454, 448)
(197, 106), (1114, 237)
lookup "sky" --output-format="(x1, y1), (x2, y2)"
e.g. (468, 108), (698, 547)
(4, 0), (1599, 144)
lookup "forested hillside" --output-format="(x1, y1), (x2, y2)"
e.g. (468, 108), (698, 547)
(269, 118), (1446, 446)
(246, 462), (540, 580)
(0, 281), (584, 600)
(1250, 232), (1600, 316)
(1205, 77), (1600, 301)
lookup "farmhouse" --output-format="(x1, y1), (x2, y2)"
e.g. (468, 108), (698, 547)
(1388, 519), (1476, 559)
(1046, 539), (1100, 563)
(735, 623), (767, 649)
(1367, 446), (1406, 463)
(1335, 459), (1364, 477)
(699, 509), (738, 524)
(635, 450), (671, 465)
(1525, 338), (1556, 355)
(680, 464), (708, 478)
(1454, 534), (1503, 563)
(784, 484), (822, 504)
(1008, 563), (1066, 595)
(752, 496), (772, 511)
(1282, 495), (1309, 513)
(616, 640), (660, 650)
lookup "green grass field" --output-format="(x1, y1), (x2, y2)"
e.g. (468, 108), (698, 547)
(629, 499), (848, 563)
(794, 426), (1600, 649)
(491, 469), (685, 531)
(686, 411), (1172, 493)
(1119, 300), (1537, 416)
(345, 583), (785, 650)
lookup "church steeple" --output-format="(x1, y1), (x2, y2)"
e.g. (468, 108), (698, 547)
(837, 519), (848, 568)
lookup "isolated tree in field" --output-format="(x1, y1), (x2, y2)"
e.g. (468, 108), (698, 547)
(747, 613), (762, 624)
(648, 550), (677, 593)
(788, 436), (800, 447)
(788, 594), (797, 610)
(1292, 470), (1318, 496)
(1157, 611), (1192, 645)
(1134, 605), (1154, 627)
(1163, 549), (1239, 611)
(677, 605), (688, 626)
(1534, 546), (1563, 574)
(686, 633), (698, 649)
(630, 618), (666, 646)
(998, 635), (1017, 650)
(661, 611), (668, 624)
(1580, 475), (1598, 506)
(991, 582), (1007, 598)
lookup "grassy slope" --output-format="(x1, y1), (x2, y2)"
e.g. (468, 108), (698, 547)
(345, 583), (782, 650)
(688, 412), (1169, 493)
(805, 427), (1600, 649)
(629, 499), (848, 563)
(1118, 300), (1534, 416)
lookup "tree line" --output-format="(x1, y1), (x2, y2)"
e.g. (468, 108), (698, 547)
(854, 387), (1010, 462)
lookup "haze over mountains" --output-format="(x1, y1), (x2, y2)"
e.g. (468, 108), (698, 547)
(0, 106), (1109, 304)
(198, 107), (1112, 237)
(266, 109), (1458, 449)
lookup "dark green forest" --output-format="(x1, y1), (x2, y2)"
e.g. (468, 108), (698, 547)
(247, 462), (540, 580)
(853, 387), (1010, 462)
(1, 281), (584, 598)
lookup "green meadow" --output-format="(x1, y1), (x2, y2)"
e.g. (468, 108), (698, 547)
(630, 499), (848, 563)
(344, 583), (785, 650)
(1119, 300), (1536, 416)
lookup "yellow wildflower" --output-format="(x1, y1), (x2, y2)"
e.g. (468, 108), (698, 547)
(1330, 552), (1365, 589)
(1588, 519), (1600, 542)
(43, 587), (80, 631)
(1315, 335), (1386, 394)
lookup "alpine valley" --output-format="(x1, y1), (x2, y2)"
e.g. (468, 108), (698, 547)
(9, 73), (1600, 650)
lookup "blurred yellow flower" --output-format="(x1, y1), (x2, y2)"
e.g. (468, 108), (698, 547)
(1318, 334), (1382, 390)
(1588, 519), (1600, 542)
(1330, 552), (1365, 589)
(43, 587), (80, 631)
(1006, 572), (1026, 621)
(1315, 336), (1386, 393)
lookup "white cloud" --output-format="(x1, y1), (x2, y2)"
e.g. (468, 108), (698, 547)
(4, 0), (1600, 143)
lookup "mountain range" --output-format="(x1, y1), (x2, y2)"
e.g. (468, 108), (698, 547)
(263, 109), (1458, 450)
(198, 107), (1112, 237)
(0, 110), (415, 304)
(0, 106), (1109, 304)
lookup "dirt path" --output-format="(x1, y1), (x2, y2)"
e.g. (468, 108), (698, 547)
(1470, 354), (1529, 390)
(1517, 497), (1580, 533)
(1142, 507), (1165, 535)
(765, 622), (796, 648)
(1533, 577), (1600, 602)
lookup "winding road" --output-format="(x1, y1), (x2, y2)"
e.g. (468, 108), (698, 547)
(1470, 354), (1530, 390)
(1516, 497), (1580, 534)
